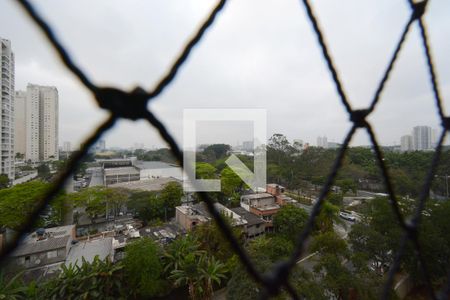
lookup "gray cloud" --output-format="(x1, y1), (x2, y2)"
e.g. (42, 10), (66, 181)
(1, 0), (449, 149)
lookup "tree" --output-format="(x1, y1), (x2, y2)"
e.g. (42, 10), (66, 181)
(124, 238), (169, 298)
(41, 256), (124, 299)
(203, 144), (231, 161)
(228, 235), (322, 299)
(247, 235), (294, 261)
(160, 181), (183, 219)
(267, 133), (294, 168)
(227, 256), (272, 300)
(127, 190), (164, 223)
(70, 187), (129, 221)
(349, 197), (403, 275)
(164, 235), (205, 274)
(0, 174), (10, 189)
(191, 216), (243, 263)
(272, 204), (308, 241)
(220, 167), (247, 197)
(170, 253), (227, 300)
(196, 162), (216, 179)
(268, 133), (291, 152)
(71, 187), (108, 220)
(104, 187), (129, 217)
(326, 192), (343, 207)
(37, 164), (50, 180)
(0, 181), (66, 230)
(166, 235), (228, 300)
(335, 178), (357, 195)
(311, 232), (380, 299)
(314, 201), (340, 233)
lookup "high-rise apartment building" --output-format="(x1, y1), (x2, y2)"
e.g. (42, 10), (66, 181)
(400, 135), (413, 152)
(16, 84), (59, 162)
(63, 141), (71, 152)
(0, 38), (15, 179)
(317, 136), (328, 148)
(412, 126), (432, 151)
(14, 90), (26, 156)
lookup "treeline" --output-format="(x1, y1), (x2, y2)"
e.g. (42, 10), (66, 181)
(266, 133), (450, 197)
(0, 181), (66, 229)
(188, 135), (450, 198)
(0, 181), (183, 232)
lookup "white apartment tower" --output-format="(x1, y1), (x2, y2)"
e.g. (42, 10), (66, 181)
(14, 90), (26, 156)
(0, 38), (15, 179)
(63, 141), (71, 152)
(412, 126), (432, 151)
(400, 135), (413, 152)
(317, 136), (328, 148)
(18, 84), (59, 162)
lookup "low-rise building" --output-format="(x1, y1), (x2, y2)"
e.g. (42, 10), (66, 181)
(175, 202), (246, 231)
(266, 184), (297, 205)
(103, 166), (140, 185)
(135, 161), (183, 180)
(231, 207), (265, 239)
(240, 184), (297, 228)
(240, 192), (280, 226)
(8, 225), (76, 273)
(66, 237), (114, 267)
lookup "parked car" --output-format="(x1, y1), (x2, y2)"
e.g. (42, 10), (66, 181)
(339, 211), (356, 222)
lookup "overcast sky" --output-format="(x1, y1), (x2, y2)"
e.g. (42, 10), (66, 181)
(1, 0), (449, 149)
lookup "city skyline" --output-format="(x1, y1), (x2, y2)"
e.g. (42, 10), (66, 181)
(2, 1), (450, 150)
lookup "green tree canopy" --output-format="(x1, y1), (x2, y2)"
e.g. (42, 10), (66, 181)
(0, 174), (9, 189)
(196, 162), (217, 179)
(0, 181), (65, 230)
(160, 181), (183, 218)
(272, 204), (308, 241)
(124, 238), (169, 298)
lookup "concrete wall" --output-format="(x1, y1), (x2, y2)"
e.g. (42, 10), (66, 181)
(245, 223), (265, 238)
(11, 246), (67, 271)
(12, 171), (38, 185)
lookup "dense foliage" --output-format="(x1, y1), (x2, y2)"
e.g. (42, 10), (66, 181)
(349, 197), (450, 288)
(265, 133), (450, 198)
(0, 181), (66, 230)
(124, 238), (169, 298)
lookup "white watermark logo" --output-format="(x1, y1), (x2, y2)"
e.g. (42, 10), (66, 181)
(183, 109), (266, 192)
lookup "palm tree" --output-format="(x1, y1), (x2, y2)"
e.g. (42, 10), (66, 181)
(199, 256), (227, 299)
(169, 254), (227, 300)
(315, 201), (342, 233)
(164, 235), (205, 274)
(169, 253), (202, 300)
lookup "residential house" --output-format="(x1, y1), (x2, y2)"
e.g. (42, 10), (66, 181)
(231, 207), (266, 239)
(8, 225), (75, 274)
(175, 202), (246, 231)
(240, 192), (280, 227)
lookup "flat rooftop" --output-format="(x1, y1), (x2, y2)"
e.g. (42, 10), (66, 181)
(231, 207), (265, 226)
(241, 193), (274, 200)
(109, 177), (180, 191)
(134, 161), (180, 170)
(251, 204), (280, 211)
(66, 237), (113, 267)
